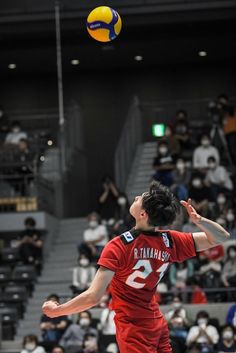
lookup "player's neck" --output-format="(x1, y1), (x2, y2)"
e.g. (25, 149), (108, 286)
(134, 220), (155, 231)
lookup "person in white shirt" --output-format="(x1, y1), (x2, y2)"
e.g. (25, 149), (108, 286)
(5, 121), (27, 145)
(186, 311), (219, 351)
(21, 334), (46, 353)
(79, 212), (108, 262)
(205, 156), (233, 200)
(193, 134), (220, 171)
(70, 254), (96, 295)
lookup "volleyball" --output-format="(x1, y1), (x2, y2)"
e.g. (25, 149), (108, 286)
(86, 6), (122, 42)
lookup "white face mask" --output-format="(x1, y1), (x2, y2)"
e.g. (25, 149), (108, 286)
(159, 147), (168, 155)
(222, 330), (233, 340)
(197, 318), (208, 327)
(226, 213), (235, 222)
(79, 259), (89, 267)
(89, 220), (98, 229)
(117, 197), (127, 206)
(192, 179), (201, 187)
(173, 302), (182, 309)
(25, 343), (36, 352)
(13, 127), (20, 133)
(80, 318), (90, 327)
(176, 162), (185, 171)
(229, 250), (236, 259)
(208, 162), (216, 169)
(201, 139), (210, 147)
(217, 196), (226, 205)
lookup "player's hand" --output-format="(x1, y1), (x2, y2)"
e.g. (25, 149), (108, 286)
(42, 300), (60, 318)
(180, 198), (202, 224)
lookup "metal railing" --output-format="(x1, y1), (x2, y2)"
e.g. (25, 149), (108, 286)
(114, 96), (143, 191)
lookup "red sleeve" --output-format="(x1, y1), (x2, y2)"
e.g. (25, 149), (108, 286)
(97, 236), (125, 272)
(169, 230), (197, 263)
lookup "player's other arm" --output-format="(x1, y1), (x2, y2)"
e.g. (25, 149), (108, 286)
(42, 266), (114, 318)
(181, 198), (230, 251)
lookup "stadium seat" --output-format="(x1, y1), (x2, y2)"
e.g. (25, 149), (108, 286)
(1, 247), (20, 264)
(0, 266), (12, 285)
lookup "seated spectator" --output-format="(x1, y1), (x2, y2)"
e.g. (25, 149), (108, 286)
(51, 346), (65, 353)
(115, 192), (130, 221)
(205, 156), (233, 200)
(226, 304), (236, 329)
(188, 277), (207, 304)
(60, 311), (98, 353)
(221, 246), (236, 289)
(212, 192), (231, 219)
(70, 254), (96, 295)
(165, 296), (189, 327)
(225, 209), (236, 237)
(186, 311), (219, 353)
(4, 120), (27, 145)
(152, 141), (175, 187)
(174, 119), (194, 158)
(17, 217), (43, 273)
(160, 125), (181, 158)
(40, 294), (68, 350)
(21, 334), (46, 353)
(82, 332), (98, 353)
(97, 176), (119, 221)
(100, 306), (116, 335)
(193, 134), (220, 173)
(169, 261), (194, 292)
(171, 158), (191, 200)
(188, 175), (210, 216)
(78, 212), (108, 262)
(222, 104), (236, 164)
(217, 324), (236, 353)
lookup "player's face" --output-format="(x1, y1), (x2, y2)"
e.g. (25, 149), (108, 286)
(129, 192), (147, 220)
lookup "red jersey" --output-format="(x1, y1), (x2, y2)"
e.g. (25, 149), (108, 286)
(98, 229), (196, 319)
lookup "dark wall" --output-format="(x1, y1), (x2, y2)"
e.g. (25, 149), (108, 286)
(1, 63), (236, 213)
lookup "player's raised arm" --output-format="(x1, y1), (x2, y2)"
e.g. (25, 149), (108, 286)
(42, 266), (114, 318)
(181, 198), (230, 251)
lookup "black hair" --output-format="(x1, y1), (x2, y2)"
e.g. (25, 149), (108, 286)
(196, 310), (209, 319)
(207, 156), (216, 163)
(217, 94), (229, 102)
(52, 345), (65, 353)
(79, 310), (92, 320)
(142, 181), (180, 227)
(227, 245), (236, 256)
(221, 324), (235, 334)
(24, 217), (36, 227)
(11, 120), (21, 127)
(176, 109), (188, 118)
(23, 334), (38, 346)
(47, 293), (59, 302)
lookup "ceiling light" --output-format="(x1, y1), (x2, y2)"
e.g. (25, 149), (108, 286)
(40, 155), (45, 162)
(47, 140), (53, 146)
(71, 59), (80, 65)
(134, 55), (143, 61)
(8, 63), (16, 69)
(198, 51), (207, 57)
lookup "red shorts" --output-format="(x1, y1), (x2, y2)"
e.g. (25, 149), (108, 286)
(114, 314), (172, 353)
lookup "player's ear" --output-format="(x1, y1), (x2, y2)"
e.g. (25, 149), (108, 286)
(140, 210), (148, 220)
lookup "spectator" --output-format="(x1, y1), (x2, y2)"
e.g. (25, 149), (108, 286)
(100, 306), (116, 335)
(205, 156), (233, 200)
(152, 140), (175, 187)
(82, 332), (98, 353)
(160, 125), (181, 158)
(40, 294), (68, 350)
(0, 105), (9, 142)
(188, 277), (207, 304)
(193, 134), (220, 172)
(212, 192), (231, 219)
(51, 346), (65, 353)
(225, 209), (236, 236)
(174, 119), (194, 157)
(223, 105), (236, 164)
(221, 246), (236, 288)
(188, 175), (210, 216)
(165, 296), (189, 327)
(171, 158), (191, 200)
(70, 254), (96, 295)
(186, 311), (219, 353)
(21, 334), (46, 353)
(169, 260), (194, 292)
(115, 192), (130, 221)
(97, 176), (119, 221)
(79, 212), (108, 262)
(217, 324), (236, 353)
(60, 311), (98, 353)
(17, 217), (43, 273)
(5, 120), (27, 145)
(226, 304), (236, 329)
(198, 245), (224, 289)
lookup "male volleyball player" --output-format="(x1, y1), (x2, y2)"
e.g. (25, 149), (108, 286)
(42, 181), (230, 353)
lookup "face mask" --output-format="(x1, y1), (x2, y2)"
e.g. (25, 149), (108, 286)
(25, 343), (36, 352)
(165, 128), (171, 137)
(223, 331), (233, 340)
(117, 197), (127, 206)
(226, 213), (235, 222)
(80, 318), (90, 327)
(208, 162), (216, 169)
(192, 179), (201, 187)
(176, 162), (185, 171)
(159, 147), (168, 155)
(79, 259), (89, 267)
(173, 302), (181, 309)
(201, 139), (210, 147)
(13, 127), (20, 133)
(229, 251), (236, 259)
(217, 196), (226, 205)
(197, 318), (208, 326)
(89, 220), (98, 229)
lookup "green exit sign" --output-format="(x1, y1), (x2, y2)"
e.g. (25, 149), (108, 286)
(152, 124), (165, 137)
